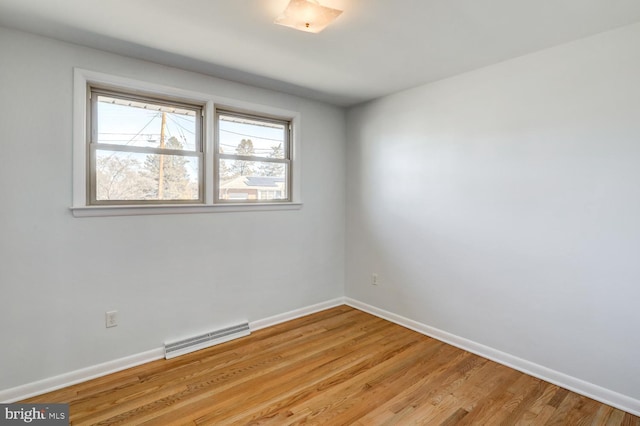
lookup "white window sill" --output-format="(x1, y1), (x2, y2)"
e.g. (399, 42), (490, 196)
(70, 203), (303, 218)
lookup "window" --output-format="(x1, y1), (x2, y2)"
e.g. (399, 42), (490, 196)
(215, 110), (291, 203)
(88, 87), (204, 205)
(72, 68), (302, 217)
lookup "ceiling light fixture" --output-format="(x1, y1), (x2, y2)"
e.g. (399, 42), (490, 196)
(274, 0), (343, 34)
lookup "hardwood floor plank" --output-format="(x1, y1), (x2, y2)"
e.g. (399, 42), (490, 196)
(440, 407), (470, 425)
(494, 377), (547, 425)
(606, 409), (628, 425)
(547, 387), (570, 408)
(374, 352), (487, 425)
(622, 413), (640, 426)
(20, 306), (639, 425)
(453, 369), (523, 425)
(544, 391), (583, 425)
(513, 382), (560, 426)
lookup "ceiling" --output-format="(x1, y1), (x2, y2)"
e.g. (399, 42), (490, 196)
(1, 0), (640, 106)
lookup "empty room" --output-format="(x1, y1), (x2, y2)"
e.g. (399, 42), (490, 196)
(0, 0), (639, 424)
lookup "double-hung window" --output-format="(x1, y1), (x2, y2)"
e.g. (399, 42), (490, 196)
(72, 68), (301, 216)
(89, 87), (204, 204)
(215, 110), (291, 203)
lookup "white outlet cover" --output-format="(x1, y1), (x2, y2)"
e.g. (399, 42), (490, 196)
(105, 310), (118, 328)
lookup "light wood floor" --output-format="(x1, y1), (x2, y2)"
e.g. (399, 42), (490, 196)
(24, 306), (639, 425)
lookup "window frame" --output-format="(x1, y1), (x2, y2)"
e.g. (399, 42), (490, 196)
(87, 86), (206, 206)
(71, 68), (302, 217)
(215, 108), (292, 204)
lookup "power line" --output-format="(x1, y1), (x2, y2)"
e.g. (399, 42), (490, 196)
(168, 114), (195, 135)
(220, 128), (283, 142)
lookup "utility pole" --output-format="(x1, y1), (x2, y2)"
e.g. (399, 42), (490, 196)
(158, 111), (166, 199)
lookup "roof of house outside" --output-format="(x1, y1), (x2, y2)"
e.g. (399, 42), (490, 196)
(220, 176), (285, 190)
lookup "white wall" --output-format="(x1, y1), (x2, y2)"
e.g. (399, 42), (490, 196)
(346, 22), (640, 401)
(0, 26), (346, 391)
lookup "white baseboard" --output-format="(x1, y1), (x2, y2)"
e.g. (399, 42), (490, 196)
(345, 297), (640, 417)
(0, 348), (165, 403)
(0, 297), (346, 403)
(250, 297), (346, 331)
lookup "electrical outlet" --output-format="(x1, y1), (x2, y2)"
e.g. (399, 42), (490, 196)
(371, 273), (379, 286)
(105, 310), (118, 328)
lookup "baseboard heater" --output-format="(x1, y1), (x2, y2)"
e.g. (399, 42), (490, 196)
(164, 322), (250, 359)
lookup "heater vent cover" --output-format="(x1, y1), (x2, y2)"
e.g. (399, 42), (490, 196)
(164, 322), (250, 359)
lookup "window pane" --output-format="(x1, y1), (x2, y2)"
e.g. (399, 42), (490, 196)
(96, 95), (198, 151)
(218, 159), (288, 201)
(96, 150), (200, 201)
(218, 113), (286, 159)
